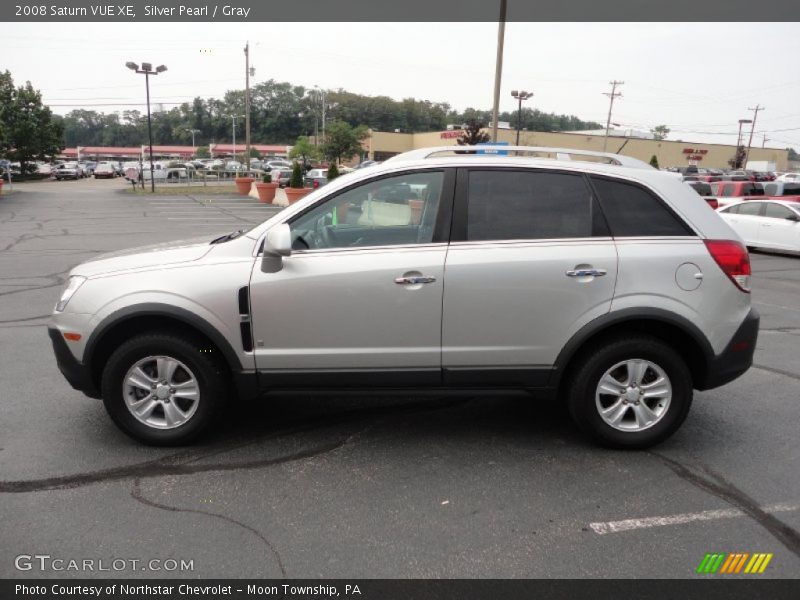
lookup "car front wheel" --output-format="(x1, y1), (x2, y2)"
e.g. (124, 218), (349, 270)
(566, 336), (692, 449)
(101, 333), (227, 445)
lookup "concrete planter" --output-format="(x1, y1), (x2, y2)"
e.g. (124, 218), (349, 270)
(254, 181), (278, 203)
(285, 187), (313, 204)
(234, 177), (255, 195)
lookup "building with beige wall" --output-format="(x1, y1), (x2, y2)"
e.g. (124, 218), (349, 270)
(363, 128), (788, 170)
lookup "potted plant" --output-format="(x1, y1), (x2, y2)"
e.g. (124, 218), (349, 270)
(284, 162), (312, 204)
(254, 173), (278, 204)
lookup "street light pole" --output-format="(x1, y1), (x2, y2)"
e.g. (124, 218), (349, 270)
(186, 128), (200, 149)
(231, 115), (244, 164)
(126, 61), (167, 193)
(510, 90), (533, 146)
(314, 86), (326, 142)
(244, 41), (251, 170)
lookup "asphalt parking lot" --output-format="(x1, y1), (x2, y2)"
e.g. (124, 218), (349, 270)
(1, 177), (799, 579)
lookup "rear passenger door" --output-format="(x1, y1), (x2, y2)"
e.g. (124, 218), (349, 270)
(759, 202), (799, 250)
(726, 201), (764, 245)
(588, 176), (703, 316)
(441, 168), (617, 386)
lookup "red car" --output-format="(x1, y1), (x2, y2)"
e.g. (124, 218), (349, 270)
(93, 163), (117, 179)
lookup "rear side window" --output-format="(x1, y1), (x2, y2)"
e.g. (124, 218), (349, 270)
(590, 177), (693, 237)
(466, 170), (604, 241)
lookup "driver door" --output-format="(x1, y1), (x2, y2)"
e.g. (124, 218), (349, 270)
(248, 169), (454, 386)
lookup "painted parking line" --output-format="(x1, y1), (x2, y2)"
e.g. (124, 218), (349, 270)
(753, 301), (800, 314)
(589, 502), (799, 535)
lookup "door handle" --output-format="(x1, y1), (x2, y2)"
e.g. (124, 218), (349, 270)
(566, 268), (607, 278)
(395, 275), (436, 285)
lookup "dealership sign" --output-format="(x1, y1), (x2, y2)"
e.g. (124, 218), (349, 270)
(683, 148), (709, 161)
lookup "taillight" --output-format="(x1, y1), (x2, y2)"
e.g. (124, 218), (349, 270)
(704, 239), (751, 293)
(706, 198), (719, 209)
(313, 180), (320, 188)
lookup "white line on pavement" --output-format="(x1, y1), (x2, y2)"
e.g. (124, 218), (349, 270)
(753, 301), (800, 314)
(589, 502), (799, 535)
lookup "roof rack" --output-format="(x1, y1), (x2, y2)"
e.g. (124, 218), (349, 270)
(384, 145), (654, 170)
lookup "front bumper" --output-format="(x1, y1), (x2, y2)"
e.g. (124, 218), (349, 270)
(697, 308), (760, 390)
(48, 327), (101, 398)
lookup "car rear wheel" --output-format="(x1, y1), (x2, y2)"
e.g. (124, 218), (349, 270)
(566, 336), (692, 449)
(101, 333), (227, 445)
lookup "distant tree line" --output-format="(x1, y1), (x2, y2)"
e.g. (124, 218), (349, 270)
(58, 79), (602, 148)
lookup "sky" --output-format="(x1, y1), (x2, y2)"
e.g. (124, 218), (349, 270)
(2, 22), (799, 151)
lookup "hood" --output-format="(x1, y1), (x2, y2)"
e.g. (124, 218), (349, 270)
(74, 236), (215, 277)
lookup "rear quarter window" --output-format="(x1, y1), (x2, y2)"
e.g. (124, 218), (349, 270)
(590, 176), (694, 237)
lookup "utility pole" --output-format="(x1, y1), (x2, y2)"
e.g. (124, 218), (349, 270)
(602, 80), (624, 152)
(491, 0), (507, 143)
(244, 41), (251, 170)
(762, 134), (769, 148)
(744, 104), (763, 167)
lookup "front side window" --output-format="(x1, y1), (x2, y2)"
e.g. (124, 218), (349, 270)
(466, 170), (599, 241)
(737, 202), (762, 216)
(289, 171), (444, 251)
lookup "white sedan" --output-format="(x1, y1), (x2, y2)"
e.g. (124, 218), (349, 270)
(717, 200), (800, 254)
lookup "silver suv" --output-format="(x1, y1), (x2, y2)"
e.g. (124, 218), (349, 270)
(49, 146), (759, 448)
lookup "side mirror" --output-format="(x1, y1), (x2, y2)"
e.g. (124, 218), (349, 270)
(261, 224), (292, 273)
(786, 214), (800, 222)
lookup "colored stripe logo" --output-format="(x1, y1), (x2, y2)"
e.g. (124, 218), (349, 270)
(696, 552), (773, 574)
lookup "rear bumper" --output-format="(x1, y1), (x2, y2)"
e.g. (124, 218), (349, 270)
(48, 327), (100, 398)
(697, 308), (760, 390)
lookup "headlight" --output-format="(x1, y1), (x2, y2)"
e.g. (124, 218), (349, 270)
(55, 276), (86, 312)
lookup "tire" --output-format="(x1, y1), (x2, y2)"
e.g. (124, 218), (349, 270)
(101, 333), (228, 445)
(566, 335), (692, 449)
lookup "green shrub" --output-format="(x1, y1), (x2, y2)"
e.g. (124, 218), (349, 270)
(262, 173), (272, 183)
(327, 162), (340, 182)
(290, 162), (304, 188)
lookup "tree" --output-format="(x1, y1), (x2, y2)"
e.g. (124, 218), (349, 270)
(650, 125), (670, 141)
(0, 72), (63, 174)
(787, 147), (799, 162)
(649, 155), (659, 169)
(321, 121), (368, 164)
(728, 145), (746, 169)
(457, 120), (490, 146)
(195, 145), (211, 158)
(289, 135), (320, 166)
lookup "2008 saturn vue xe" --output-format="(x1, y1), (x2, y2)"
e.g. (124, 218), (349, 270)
(49, 146), (759, 448)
